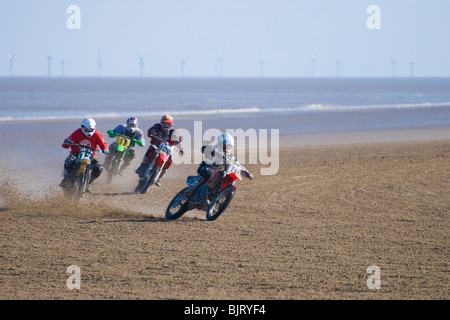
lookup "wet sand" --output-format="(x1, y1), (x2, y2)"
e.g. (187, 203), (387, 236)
(0, 119), (449, 300)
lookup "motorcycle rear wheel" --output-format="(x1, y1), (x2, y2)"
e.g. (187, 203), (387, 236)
(106, 158), (120, 184)
(206, 186), (235, 221)
(165, 188), (190, 220)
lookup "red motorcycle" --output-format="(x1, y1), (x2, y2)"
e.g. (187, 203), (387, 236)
(135, 136), (181, 194)
(165, 160), (250, 221)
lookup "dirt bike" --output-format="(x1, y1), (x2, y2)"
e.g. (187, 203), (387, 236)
(104, 130), (142, 184)
(62, 141), (101, 200)
(135, 136), (182, 194)
(165, 160), (248, 221)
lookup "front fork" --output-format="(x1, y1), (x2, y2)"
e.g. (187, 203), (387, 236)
(142, 152), (157, 177)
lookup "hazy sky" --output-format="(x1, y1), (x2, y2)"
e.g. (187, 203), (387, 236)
(1, 0), (449, 77)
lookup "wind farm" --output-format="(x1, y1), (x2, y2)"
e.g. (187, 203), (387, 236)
(0, 51), (439, 79)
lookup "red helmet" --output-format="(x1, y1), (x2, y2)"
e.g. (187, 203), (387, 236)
(160, 115), (173, 132)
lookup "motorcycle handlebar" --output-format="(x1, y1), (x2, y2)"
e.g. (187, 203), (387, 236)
(149, 133), (164, 142)
(64, 140), (101, 153)
(225, 159), (253, 179)
(107, 130), (142, 146)
(149, 134), (183, 156)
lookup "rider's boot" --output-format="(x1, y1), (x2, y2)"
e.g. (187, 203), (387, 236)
(185, 176), (205, 197)
(87, 166), (102, 193)
(86, 176), (96, 194)
(59, 169), (70, 189)
(135, 159), (147, 176)
(155, 169), (167, 187)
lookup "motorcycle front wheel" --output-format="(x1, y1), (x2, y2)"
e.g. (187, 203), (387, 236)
(63, 174), (80, 201)
(165, 188), (190, 220)
(206, 186), (235, 221)
(70, 171), (87, 200)
(135, 167), (157, 194)
(79, 165), (91, 198)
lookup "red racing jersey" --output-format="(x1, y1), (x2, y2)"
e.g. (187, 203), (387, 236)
(62, 128), (108, 157)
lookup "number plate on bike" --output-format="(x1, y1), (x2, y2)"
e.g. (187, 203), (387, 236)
(79, 150), (93, 160)
(117, 136), (131, 147)
(159, 142), (172, 155)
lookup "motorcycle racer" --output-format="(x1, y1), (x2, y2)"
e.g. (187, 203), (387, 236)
(135, 115), (184, 186)
(104, 117), (145, 173)
(184, 133), (254, 197)
(59, 118), (109, 191)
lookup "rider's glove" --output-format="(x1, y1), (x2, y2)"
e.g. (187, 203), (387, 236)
(64, 138), (72, 145)
(179, 148), (185, 156)
(102, 149), (110, 155)
(245, 171), (254, 179)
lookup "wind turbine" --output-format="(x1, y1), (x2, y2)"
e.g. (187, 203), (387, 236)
(410, 61), (415, 77)
(46, 55), (52, 77)
(336, 60), (342, 78)
(180, 59), (186, 77)
(259, 60), (266, 78)
(7, 53), (15, 76)
(310, 56), (316, 78)
(391, 59), (397, 77)
(60, 60), (65, 77)
(217, 58), (223, 77)
(96, 50), (102, 77)
(135, 52), (147, 78)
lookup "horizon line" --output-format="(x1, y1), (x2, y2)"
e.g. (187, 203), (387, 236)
(1, 75), (450, 80)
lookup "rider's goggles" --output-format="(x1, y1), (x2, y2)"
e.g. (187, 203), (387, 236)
(161, 123), (172, 130)
(82, 125), (95, 133)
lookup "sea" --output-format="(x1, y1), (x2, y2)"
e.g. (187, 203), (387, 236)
(1, 76), (450, 192)
(1, 77), (450, 135)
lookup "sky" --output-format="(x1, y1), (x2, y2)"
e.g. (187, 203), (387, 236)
(1, 0), (449, 78)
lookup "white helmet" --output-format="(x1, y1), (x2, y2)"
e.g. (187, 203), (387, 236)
(216, 133), (234, 155)
(81, 118), (96, 137)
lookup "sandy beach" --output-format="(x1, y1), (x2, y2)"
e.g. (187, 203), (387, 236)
(0, 117), (448, 300)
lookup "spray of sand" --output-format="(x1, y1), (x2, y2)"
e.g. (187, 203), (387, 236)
(0, 173), (159, 219)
